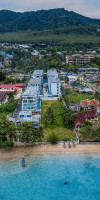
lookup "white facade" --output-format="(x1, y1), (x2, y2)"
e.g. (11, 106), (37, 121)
(32, 70), (43, 83)
(18, 111), (40, 127)
(47, 69), (61, 97)
(67, 75), (78, 83)
(22, 86), (39, 111)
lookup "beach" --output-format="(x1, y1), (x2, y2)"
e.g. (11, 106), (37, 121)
(0, 143), (100, 161)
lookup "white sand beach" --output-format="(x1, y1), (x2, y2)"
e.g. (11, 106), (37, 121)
(0, 143), (100, 161)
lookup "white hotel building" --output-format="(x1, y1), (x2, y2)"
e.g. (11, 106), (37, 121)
(47, 69), (61, 97)
(17, 70), (43, 127)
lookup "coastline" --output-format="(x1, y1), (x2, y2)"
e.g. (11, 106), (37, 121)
(0, 143), (100, 161)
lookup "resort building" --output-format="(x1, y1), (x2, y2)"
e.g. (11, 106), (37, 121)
(47, 69), (61, 97)
(66, 54), (90, 65)
(47, 69), (58, 79)
(28, 77), (41, 89)
(18, 111), (40, 127)
(22, 86), (39, 111)
(17, 70), (44, 126)
(78, 67), (99, 73)
(32, 70), (43, 83)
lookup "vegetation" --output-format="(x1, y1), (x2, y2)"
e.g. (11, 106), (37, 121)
(0, 71), (6, 81)
(79, 121), (100, 142)
(0, 32), (100, 48)
(9, 50), (64, 73)
(66, 91), (93, 103)
(47, 132), (59, 144)
(0, 118), (16, 148)
(0, 9), (100, 33)
(0, 9), (100, 47)
(0, 119), (43, 148)
(18, 122), (43, 144)
(0, 97), (18, 113)
(63, 108), (76, 129)
(41, 101), (76, 141)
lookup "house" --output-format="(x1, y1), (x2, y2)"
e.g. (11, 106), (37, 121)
(80, 99), (99, 111)
(74, 113), (87, 128)
(79, 88), (93, 94)
(74, 110), (98, 128)
(0, 84), (24, 93)
(0, 91), (8, 105)
(4, 57), (11, 65)
(67, 75), (78, 83)
(70, 103), (81, 112)
(87, 110), (98, 120)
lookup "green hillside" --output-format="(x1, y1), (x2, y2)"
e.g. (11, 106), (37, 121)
(0, 8), (100, 45)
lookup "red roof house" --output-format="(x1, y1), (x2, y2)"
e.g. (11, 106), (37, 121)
(74, 113), (87, 127)
(0, 84), (24, 92)
(87, 110), (97, 119)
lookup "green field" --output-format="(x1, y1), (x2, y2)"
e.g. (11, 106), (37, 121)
(0, 31), (100, 47)
(67, 92), (94, 103)
(41, 100), (76, 141)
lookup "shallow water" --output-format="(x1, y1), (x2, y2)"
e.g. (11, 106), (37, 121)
(0, 154), (100, 200)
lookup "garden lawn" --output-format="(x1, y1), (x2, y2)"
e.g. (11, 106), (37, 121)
(67, 92), (94, 103)
(41, 100), (76, 141)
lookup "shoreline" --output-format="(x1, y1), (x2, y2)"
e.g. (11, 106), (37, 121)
(1, 143), (100, 161)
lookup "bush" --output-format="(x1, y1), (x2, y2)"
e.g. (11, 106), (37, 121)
(62, 136), (70, 141)
(47, 132), (59, 144)
(0, 140), (14, 149)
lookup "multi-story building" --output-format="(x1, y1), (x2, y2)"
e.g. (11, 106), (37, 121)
(32, 70), (43, 83)
(22, 86), (39, 111)
(18, 111), (40, 127)
(47, 69), (61, 97)
(66, 54), (90, 65)
(47, 69), (58, 79)
(28, 78), (41, 89)
(17, 70), (44, 126)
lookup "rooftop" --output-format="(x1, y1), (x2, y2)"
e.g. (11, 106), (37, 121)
(23, 86), (39, 97)
(49, 77), (61, 83)
(0, 84), (24, 89)
(29, 78), (41, 85)
(33, 70), (43, 75)
(47, 69), (58, 76)
(81, 99), (99, 106)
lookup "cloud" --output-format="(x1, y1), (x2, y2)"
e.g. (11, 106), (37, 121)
(0, 0), (100, 18)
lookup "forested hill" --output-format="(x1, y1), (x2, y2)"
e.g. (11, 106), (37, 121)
(0, 8), (100, 33)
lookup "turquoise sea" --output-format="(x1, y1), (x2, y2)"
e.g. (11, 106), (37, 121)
(0, 154), (100, 200)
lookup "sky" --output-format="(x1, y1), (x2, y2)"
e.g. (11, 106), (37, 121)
(0, 0), (100, 19)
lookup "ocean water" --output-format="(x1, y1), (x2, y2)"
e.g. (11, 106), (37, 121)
(0, 154), (100, 200)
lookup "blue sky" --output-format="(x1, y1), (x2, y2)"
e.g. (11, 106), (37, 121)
(0, 0), (100, 19)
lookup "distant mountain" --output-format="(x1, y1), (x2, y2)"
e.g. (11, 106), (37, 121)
(0, 8), (100, 34)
